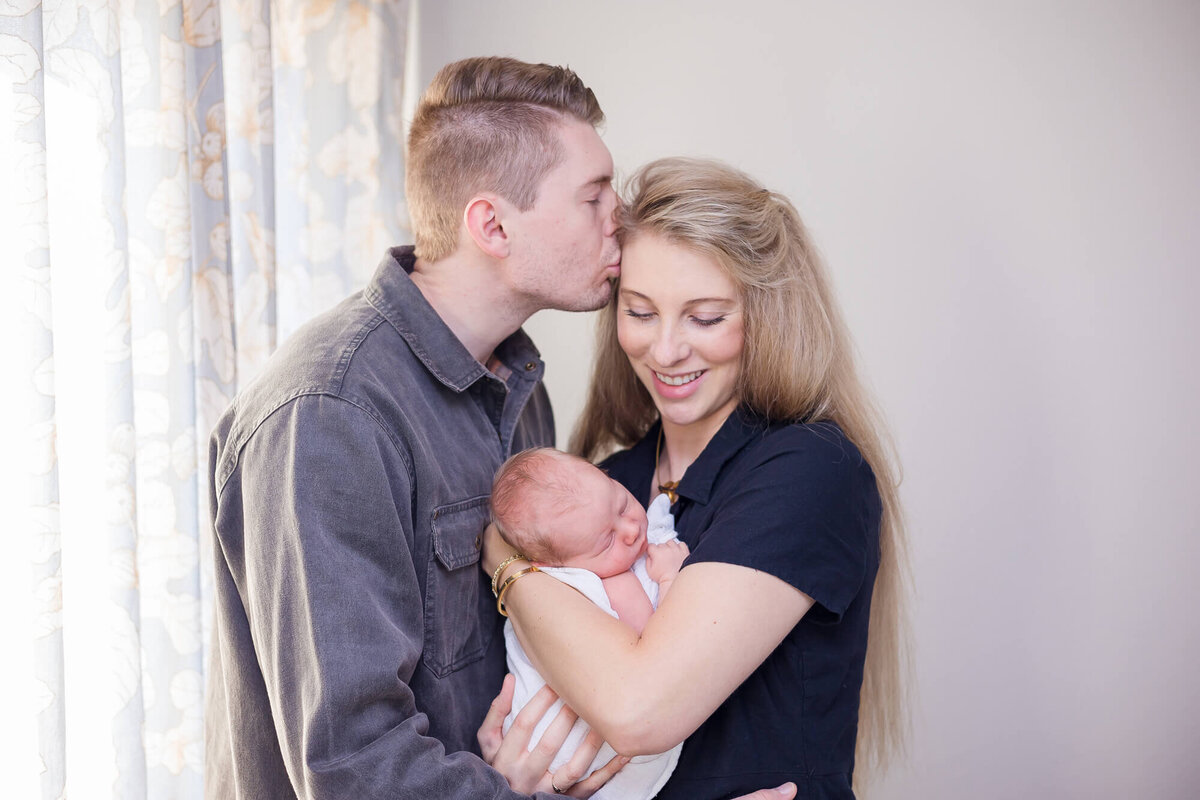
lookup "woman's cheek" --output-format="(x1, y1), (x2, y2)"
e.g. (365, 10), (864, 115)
(709, 320), (746, 364)
(616, 319), (645, 358)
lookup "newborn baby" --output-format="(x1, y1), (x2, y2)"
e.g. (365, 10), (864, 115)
(489, 447), (687, 799)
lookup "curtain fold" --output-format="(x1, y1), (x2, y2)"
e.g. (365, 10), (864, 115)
(1, 1), (411, 796)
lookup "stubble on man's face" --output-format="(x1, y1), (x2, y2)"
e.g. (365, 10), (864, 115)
(509, 119), (621, 314)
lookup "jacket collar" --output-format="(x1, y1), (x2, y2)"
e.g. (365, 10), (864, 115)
(364, 246), (543, 392)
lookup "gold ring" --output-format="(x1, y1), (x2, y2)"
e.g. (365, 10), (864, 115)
(552, 783), (564, 794)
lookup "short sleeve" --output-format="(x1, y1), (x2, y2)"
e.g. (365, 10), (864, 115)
(686, 424), (880, 623)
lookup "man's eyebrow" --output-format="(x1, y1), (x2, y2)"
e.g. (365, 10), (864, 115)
(582, 174), (612, 190)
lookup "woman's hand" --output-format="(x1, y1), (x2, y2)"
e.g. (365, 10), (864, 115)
(477, 674), (629, 797)
(482, 522), (521, 577)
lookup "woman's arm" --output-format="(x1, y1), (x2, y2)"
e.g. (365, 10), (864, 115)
(486, 527), (814, 756)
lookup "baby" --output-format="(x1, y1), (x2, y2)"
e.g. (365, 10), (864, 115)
(490, 447), (689, 631)
(488, 447), (688, 799)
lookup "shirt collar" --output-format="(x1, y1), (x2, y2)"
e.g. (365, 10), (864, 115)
(673, 406), (771, 506)
(364, 246), (543, 392)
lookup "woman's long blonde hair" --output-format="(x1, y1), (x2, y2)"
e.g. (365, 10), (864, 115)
(570, 157), (910, 779)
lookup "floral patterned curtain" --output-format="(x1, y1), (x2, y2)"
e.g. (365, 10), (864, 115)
(0, 1), (410, 796)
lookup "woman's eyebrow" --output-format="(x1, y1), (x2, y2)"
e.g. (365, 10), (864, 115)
(619, 287), (736, 306)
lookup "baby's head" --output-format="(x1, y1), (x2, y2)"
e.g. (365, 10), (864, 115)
(490, 448), (649, 578)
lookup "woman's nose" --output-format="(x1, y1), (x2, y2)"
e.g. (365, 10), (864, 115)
(652, 325), (687, 366)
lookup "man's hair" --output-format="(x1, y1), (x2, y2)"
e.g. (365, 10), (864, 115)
(490, 447), (592, 563)
(405, 57), (605, 261)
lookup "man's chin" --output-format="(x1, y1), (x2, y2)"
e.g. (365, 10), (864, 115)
(564, 282), (614, 313)
(539, 275), (616, 313)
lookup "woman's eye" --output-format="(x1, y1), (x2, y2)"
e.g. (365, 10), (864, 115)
(623, 309), (655, 321)
(692, 315), (727, 327)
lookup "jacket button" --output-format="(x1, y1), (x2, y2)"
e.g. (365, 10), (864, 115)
(474, 535), (483, 550)
(524, 361), (537, 371)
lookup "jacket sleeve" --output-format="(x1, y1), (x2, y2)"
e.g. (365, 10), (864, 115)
(219, 392), (555, 798)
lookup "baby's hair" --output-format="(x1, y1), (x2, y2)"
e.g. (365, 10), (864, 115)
(490, 448), (592, 563)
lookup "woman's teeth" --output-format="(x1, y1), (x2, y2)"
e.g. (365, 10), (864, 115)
(655, 370), (703, 386)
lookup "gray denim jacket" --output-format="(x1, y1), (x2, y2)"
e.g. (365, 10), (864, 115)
(205, 247), (560, 798)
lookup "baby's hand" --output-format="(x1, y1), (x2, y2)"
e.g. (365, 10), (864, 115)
(646, 540), (689, 584)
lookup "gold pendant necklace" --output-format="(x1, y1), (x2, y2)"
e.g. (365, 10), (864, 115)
(655, 426), (679, 504)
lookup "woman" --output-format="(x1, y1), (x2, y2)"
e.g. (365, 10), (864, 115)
(485, 157), (908, 799)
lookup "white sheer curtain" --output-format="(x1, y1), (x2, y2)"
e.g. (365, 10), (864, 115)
(0, 1), (411, 796)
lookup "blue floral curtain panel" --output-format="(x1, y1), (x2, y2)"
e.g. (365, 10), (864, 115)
(0, 1), (410, 796)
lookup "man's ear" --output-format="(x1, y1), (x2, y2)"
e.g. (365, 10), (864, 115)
(463, 195), (511, 259)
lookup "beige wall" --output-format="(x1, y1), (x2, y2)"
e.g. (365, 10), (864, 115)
(413, 2), (1200, 797)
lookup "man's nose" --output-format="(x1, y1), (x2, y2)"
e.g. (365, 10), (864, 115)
(604, 194), (624, 237)
(604, 202), (621, 237)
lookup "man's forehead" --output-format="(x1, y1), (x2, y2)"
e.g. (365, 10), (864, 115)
(555, 119), (613, 183)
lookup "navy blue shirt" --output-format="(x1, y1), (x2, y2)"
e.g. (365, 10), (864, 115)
(602, 409), (881, 800)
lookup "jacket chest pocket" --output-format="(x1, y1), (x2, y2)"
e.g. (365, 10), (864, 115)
(423, 495), (496, 678)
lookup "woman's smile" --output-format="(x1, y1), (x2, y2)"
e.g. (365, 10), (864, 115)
(653, 369), (705, 387)
(651, 369), (709, 400)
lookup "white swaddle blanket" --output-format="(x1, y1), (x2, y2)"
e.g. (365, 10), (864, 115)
(502, 493), (682, 799)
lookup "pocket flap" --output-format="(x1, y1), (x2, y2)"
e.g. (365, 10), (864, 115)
(431, 495), (489, 571)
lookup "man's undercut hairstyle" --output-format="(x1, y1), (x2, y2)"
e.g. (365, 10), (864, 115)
(406, 56), (605, 261)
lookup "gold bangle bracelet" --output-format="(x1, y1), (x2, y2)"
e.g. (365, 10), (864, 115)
(491, 553), (529, 598)
(496, 565), (541, 617)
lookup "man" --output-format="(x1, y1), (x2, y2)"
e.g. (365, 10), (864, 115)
(205, 56), (795, 800)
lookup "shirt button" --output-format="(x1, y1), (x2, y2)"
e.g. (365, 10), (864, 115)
(474, 535), (482, 551)
(524, 361), (537, 372)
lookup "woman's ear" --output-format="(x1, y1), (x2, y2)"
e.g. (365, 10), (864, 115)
(463, 195), (510, 259)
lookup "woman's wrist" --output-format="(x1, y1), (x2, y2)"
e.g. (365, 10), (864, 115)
(491, 553), (530, 597)
(496, 564), (541, 617)
(481, 521), (523, 575)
